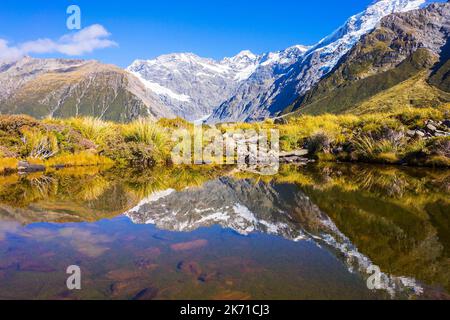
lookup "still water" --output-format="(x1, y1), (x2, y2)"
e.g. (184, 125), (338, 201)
(0, 164), (448, 300)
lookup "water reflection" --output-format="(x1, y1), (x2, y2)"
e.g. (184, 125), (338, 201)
(0, 164), (448, 300)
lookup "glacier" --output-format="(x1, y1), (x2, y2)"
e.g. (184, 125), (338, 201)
(127, 0), (433, 123)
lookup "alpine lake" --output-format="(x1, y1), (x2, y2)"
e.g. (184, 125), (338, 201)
(0, 163), (448, 300)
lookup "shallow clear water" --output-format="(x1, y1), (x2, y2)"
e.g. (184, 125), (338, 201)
(0, 164), (448, 300)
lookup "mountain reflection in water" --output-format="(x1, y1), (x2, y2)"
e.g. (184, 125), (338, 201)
(0, 164), (448, 300)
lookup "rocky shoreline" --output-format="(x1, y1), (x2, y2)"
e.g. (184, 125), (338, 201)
(406, 119), (450, 139)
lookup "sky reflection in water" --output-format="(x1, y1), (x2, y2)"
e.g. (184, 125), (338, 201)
(0, 164), (448, 300)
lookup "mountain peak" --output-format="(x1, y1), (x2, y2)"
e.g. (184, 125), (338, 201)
(290, 45), (310, 52)
(314, 0), (429, 54)
(234, 50), (257, 59)
(223, 50), (260, 66)
(126, 50), (264, 121)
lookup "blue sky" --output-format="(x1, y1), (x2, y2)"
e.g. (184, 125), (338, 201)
(0, 0), (376, 67)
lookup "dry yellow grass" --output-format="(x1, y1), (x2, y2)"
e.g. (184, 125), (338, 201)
(0, 157), (18, 174)
(46, 152), (114, 167)
(67, 117), (116, 145)
(350, 72), (450, 115)
(122, 118), (172, 163)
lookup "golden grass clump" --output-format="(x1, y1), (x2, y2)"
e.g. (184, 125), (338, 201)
(122, 118), (172, 163)
(67, 117), (116, 145)
(21, 127), (59, 159)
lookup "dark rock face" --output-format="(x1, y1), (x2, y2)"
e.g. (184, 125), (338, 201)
(429, 37), (450, 92)
(131, 287), (159, 300)
(274, 117), (288, 125)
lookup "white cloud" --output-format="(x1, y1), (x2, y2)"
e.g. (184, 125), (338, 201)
(0, 24), (117, 62)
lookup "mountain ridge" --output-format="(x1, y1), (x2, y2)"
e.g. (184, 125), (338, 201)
(0, 56), (176, 122)
(0, 0), (446, 123)
(286, 1), (450, 116)
(208, 0), (434, 123)
(126, 50), (263, 121)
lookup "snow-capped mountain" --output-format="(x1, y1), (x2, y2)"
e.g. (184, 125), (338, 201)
(0, 0), (438, 123)
(127, 51), (262, 121)
(289, 1), (450, 115)
(308, 0), (431, 73)
(208, 0), (433, 123)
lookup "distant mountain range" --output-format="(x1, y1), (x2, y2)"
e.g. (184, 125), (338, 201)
(0, 0), (448, 123)
(127, 46), (311, 121)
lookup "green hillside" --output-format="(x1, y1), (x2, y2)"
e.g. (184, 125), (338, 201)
(285, 3), (450, 117)
(288, 49), (448, 116)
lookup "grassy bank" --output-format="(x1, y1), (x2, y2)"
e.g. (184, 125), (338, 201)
(0, 115), (178, 172)
(0, 106), (449, 172)
(231, 106), (449, 167)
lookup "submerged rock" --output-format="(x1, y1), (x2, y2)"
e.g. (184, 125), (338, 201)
(177, 260), (202, 277)
(170, 239), (208, 251)
(131, 287), (159, 300)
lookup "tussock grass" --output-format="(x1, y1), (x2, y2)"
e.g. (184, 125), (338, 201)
(122, 118), (172, 163)
(0, 106), (448, 169)
(21, 127), (59, 159)
(67, 117), (116, 145)
(351, 136), (400, 159)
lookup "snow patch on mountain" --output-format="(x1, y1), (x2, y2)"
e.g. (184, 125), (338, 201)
(208, 0), (432, 123)
(309, 0), (430, 73)
(130, 71), (191, 102)
(127, 51), (262, 121)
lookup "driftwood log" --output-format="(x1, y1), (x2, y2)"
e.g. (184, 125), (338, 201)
(279, 149), (311, 164)
(17, 161), (46, 173)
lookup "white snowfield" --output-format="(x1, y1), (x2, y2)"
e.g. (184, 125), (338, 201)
(127, 0), (432, 123)
(208, 0), (432, 123)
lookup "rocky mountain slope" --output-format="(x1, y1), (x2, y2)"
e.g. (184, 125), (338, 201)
(287, 1), (450, 116)
(127, 51), (262, 121)
(0, 57), (175, 122)
(206, 45), (310, 122)
(0, 0), (443, 123)
(208, 0), (434, 122)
